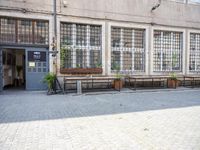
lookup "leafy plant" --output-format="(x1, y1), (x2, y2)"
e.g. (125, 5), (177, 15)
(113, 64), (123, 80)
(169, 72), (177, 80)
(16, 65), (23, 77)
(43, 73), (56, 90)
(95, 62), (102, 68)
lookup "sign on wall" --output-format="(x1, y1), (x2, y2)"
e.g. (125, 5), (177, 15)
(28, 51), (46, 62)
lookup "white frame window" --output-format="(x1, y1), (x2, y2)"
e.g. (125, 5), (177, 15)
(189, 33), (200, 72)
(60, 22), (102, 69)
(111, 26), (145, 74)
(153, 30), (183, 72)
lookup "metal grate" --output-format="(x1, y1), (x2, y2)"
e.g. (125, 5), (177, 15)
(189, 33), (200, 72)
(35, 21), (49, 45)
(153, 30), (182, 72)
(0, 18), (16, 43)
(18, 20), (33, 44)
(60, 23), (102, 69)
(0, 17), (49, 45)
(111, 27), (145, 74)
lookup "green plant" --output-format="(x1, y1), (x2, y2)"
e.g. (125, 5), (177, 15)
(112, 64), (123, 80)
(16, 65), (23, 77)
(169, 72), (177, 80)
(95, 62), (102, 68)
(43, 73), (56, 90)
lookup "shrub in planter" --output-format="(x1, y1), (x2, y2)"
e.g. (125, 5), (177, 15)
(43, 73), (56, 94)
(168, 72), (178, 88)
(113, 65), (123, 91)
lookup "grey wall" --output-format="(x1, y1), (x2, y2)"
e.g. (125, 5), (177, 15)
(0, 0), (200, 28)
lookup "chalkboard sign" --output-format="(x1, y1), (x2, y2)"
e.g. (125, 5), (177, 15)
(28, 51), (46, 62)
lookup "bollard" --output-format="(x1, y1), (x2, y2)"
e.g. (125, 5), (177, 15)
(77, 80), (82, 95)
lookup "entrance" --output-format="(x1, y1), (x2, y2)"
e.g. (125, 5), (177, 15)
(2, 49), (26, 90)
(0, 47), (49, 91)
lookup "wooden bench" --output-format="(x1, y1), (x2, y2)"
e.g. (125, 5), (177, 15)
(125, 75), (190, 90)
(63, 76), (119, 93)
(183, 76), (200, 88)
(125, 76), (169, 90)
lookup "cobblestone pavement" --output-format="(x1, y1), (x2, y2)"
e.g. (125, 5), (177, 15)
(0, 89), (200, 150)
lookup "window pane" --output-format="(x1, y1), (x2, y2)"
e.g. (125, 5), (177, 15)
(60, 47), (73, 68)
(90, 50), (101, 68)
(60, 23), (73, 45)
(123, 28), (132, 48)
(18, 20), (33, 44)
(153, 30), (182, 72)
(189, 33), (200, 72)
(111, 28), (121, 47)
(60, 23), (102, 69)
(90, 26), (101, 46)
(111, 26), (145, 73)
(76, 24), (87, 46)
(123, 51), (132, 70)
(111, 51), (121, 70)
(76, 49), (87, 68)
(35, 21), (49, 45)
(0, 18), (16, 43)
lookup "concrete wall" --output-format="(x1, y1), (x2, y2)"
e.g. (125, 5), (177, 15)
(1, 0), (200, 28)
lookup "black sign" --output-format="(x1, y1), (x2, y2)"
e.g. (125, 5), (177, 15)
(28, 51), (46, 62)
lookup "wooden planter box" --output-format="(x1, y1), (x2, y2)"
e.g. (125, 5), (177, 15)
(167, 79), (179, 89)
(114, 79), (123, 91)
(60, 68), (103, 74)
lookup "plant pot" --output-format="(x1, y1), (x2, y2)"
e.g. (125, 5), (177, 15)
(167, 79), (179, 88)
(114, 79), (123, 91)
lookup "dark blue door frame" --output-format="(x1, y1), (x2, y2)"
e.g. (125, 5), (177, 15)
(25, 48), (49, 90)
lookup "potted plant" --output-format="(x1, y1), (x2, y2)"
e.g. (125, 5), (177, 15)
(167, 72), (178, 88)
(16, 65), (23, 79)
(113, 64), (123, 91)
(43, 73), (56, 94)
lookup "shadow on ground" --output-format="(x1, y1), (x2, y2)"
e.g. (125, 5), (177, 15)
(0, 89), (200, 124)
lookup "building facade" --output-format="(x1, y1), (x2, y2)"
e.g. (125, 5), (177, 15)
(0, 0), (200, 91)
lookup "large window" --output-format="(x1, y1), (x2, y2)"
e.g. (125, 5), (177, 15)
(189, 33), (200, 72)
(153, 30), (183, 72)
(111, 27), (145, 74)
(0, 17), (49, 45)
(60, 23), (102, 69)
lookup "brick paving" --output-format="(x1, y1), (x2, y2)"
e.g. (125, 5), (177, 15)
(0, 89), (200, 150)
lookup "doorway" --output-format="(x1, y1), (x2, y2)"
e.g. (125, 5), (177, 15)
(2, 49), (25, 90)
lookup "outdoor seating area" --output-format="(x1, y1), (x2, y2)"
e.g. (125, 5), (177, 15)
(63, 76), (121, 93)
(61, 74), (200, 94)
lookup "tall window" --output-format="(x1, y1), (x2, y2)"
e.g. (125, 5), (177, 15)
(35, 21), (49, 45)
(0, 17), (49, 45)
(18, 20), (33, 44)
(153, 30), (183, 72)
(189, 33), (200, 72)
(60, 23), (102, 69)
(111, 27), (145, 73)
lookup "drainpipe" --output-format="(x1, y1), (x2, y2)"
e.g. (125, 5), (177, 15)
(52, 0), (58, 75)
(54, 0), (57, 38)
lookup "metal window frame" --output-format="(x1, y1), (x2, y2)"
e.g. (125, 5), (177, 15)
(153, 30), (183, 73)
(60, 22), (102, 69)
(189, 32), (200, 73)
(111, 26), (146, 74)
(0, 16), (49, 46)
